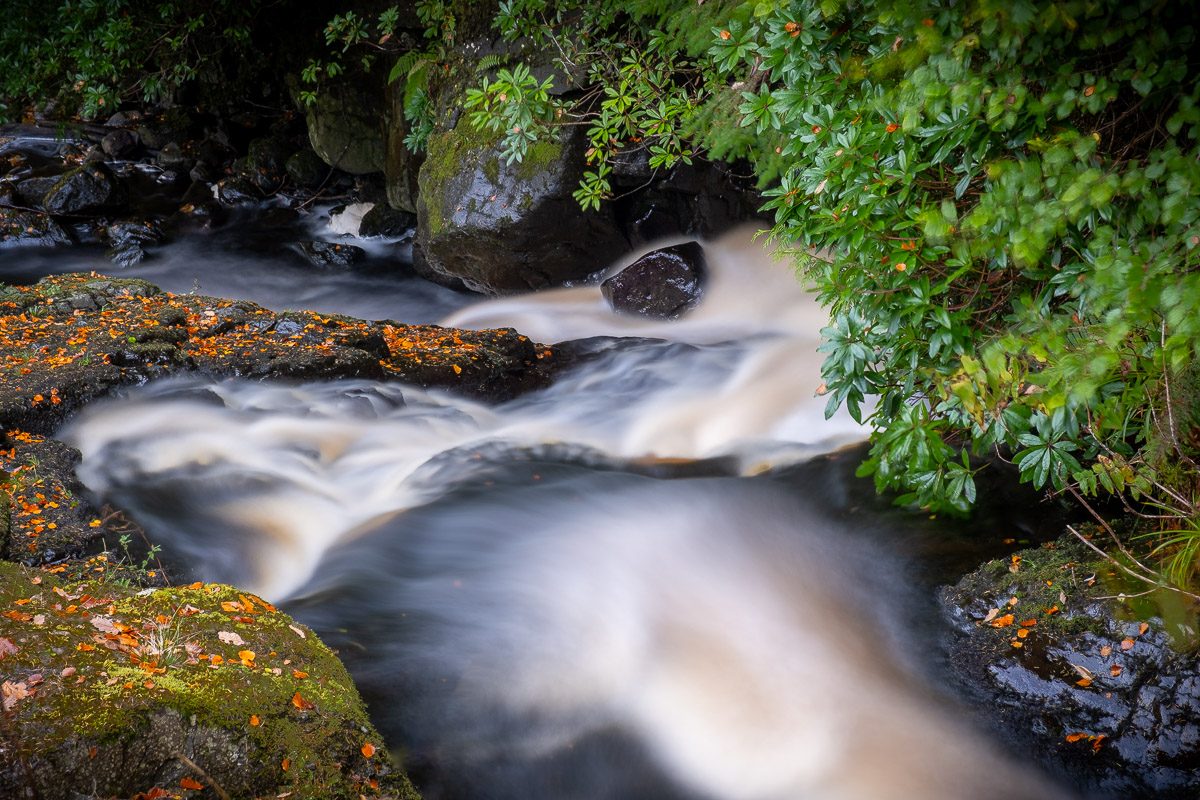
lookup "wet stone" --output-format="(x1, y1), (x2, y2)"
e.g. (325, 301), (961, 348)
(295, 240), (365, 269)
(43, 163), (128, 216)
(601, 241), (707, 319)
(100, 128), (141, 159)
(0, 207), (70, 247)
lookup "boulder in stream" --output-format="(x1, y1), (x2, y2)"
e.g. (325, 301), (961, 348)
(601, 241), (707, 319)
(413, 122), (628, 294)
(295, 240), (366, 268)
(0, 207), (70, 247)
(42, 163), (128, 216)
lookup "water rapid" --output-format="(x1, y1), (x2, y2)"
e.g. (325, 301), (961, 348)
(61, 229), (1074, 800)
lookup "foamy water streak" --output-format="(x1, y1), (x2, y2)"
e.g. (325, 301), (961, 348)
(63, 229), (1073, 800)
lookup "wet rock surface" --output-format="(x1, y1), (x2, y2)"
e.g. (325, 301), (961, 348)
(941, 531), (1200, 799)
(295, 239), (366, 268)
(601, 241), (707, 319)
(0, 273), (554, 448)
(414, 122), (629, 294)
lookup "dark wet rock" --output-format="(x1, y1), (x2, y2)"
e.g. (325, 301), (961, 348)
(105, 219), (167, 267)
(43, 163), (127, 216)
(0, 207), (70, 246)
(300, 76), (386, 175)
(100, 127), (141, 159)
(155, 141), (193, 173)
(286, 147), (328, 188)
(214, 175), (260, 205)
(237, 136), (293, 193)
(601, 241), (707, 319)
(383, 80), (421, 214)
(13, 175), (60, 208)
(295, 240), (366, 268)
(359, 202), (416, 238)
(414, 121), (628, 294)
(941, 531), (1200, 799)
(174, 180), (225, 227)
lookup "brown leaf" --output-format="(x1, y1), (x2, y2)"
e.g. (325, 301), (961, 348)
(1110, 665), (1123, 676)
(292, 692), (314, 710)
(288, 624), (306, 639)
(218, 631), (246, 647)
(90, 616), (120, 634)
(0, 637), (19, 659)
(1100, 645), (1112, 656)
(1070, 664), (1094, 681)
(61, 667), (76, 678)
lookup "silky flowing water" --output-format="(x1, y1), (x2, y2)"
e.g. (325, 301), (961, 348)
(2, 183), (1078, 799)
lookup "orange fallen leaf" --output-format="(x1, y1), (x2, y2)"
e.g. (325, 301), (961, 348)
(292, 692), (314, 710)
(1110, 665), (1122, 676)
(1138, 622), (1149, 635)
(1019, 619), (1037, 627)
(1076, 678), (1091, 687)
(1065, 732), (1088, 742)
(1017, 629), (1029, 639)
(1120, 638), (1135, 650)
(362, 742), (376, 758)
(180, 777), (204, 790)
(990, 614), (1015, 628)
(292, 669), (308, 679)
(282, 758), (290, 771)
(250, 714), (260, 726)
(1100, 645), (1112, 656)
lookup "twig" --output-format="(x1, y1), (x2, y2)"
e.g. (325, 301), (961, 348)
(173, 752), (233, 800)
(1066, 524), (1200, 602)
(1065, 485), (1168, 579)
(1091, 587), (1162, 600)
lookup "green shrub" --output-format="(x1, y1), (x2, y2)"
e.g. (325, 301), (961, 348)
(0, 1), (268, 121)
(452, 0), (1200, 579)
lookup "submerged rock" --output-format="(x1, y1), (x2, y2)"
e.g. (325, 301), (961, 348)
(941, 530), (1200, 799)
(0, 560), (419, 800)
(601, 241), (707, 319)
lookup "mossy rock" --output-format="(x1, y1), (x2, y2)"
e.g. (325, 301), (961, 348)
(412, 113), (628, 294)
(0, 561), (419, 800)
(940, 527), (1200, 798)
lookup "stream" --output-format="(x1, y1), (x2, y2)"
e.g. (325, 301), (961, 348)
(3, 158), (1079, 798)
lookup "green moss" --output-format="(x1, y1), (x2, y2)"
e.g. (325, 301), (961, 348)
(421, 119), (495, 237)
(514, 139), (563, 182)
(0, 561), (418, 799)
(482, 156), (500, 185)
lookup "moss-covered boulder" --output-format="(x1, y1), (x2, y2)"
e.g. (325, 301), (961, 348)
(940, 528), (1200, 799)
(413, 119), (628, 294)
(301, 76), (387, 176)
(0, 561), (418, 799)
